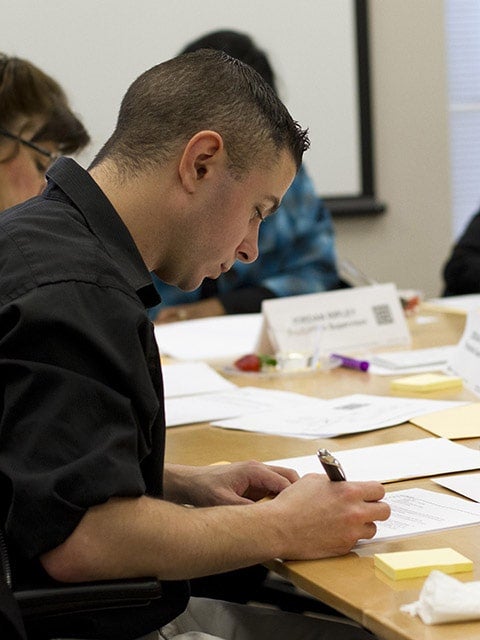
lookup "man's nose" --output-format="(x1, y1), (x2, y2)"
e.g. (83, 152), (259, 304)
(236, 225), (260, 263)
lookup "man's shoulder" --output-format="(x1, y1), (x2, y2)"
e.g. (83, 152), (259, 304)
(0, 198), (131, 304)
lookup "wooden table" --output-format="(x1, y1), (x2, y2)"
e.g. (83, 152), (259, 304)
(165, 309), (480, 640)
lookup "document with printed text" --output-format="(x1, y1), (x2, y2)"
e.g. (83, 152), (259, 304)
(356, 488), (480, 545)
(213, 394), (465, 438)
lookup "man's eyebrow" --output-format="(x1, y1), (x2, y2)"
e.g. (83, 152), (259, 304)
(265, 196), (280, 215)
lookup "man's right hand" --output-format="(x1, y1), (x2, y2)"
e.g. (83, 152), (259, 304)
(265, 473), (390, 559)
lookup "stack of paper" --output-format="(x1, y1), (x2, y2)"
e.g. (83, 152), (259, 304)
(369, 345), (456, 376)
(267, 438), (480, 483)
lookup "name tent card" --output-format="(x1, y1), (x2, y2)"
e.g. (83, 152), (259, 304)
(256, 283), (411, 357)
(447, 309), (480, 398)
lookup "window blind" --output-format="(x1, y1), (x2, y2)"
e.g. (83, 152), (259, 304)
(445, 0), (480, 238)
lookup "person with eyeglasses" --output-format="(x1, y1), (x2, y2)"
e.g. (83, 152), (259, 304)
(0, 53), (89, 212)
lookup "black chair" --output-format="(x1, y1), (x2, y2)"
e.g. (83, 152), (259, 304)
(0, 527), (190, 640)
(0, 575), (27, 640)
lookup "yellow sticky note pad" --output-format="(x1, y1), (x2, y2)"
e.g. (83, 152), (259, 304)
(374, 548), (473, 580)
(390, 373), (463, 393)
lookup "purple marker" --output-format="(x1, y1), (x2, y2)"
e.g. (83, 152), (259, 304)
(330, 354), (369, 372)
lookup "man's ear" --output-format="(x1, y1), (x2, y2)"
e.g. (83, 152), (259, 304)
(178, 130), (224, 193)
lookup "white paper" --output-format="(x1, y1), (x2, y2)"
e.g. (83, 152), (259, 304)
(369, 345), (456, 376)
(257, 283), (411, 356)
(432, 472), (480, 503)
(162, 361), (235, 398)
(165, 386), (325, 428)
(154, 313), (262, 361)
(425, 294), (480, 315)
(358, 488), (480, 545)
(447, 309), (480, 397)
(213, 394), (464, 438)
(267, 438), (480, 483)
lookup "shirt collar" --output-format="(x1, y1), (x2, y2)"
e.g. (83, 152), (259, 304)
(46, 157), (160, 308)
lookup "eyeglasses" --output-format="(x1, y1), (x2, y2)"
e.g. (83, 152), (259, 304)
(0, 127), (58, 163)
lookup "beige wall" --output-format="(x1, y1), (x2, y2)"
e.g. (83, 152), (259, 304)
(334, 0), (453, 299)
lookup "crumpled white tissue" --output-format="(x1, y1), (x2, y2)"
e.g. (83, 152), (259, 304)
(401, 570), (480, 624)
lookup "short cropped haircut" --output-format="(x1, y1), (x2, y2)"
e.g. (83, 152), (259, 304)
(0, 53), (89, 154)
(180, 30), (278, 94)
(91, 49), (309, 177)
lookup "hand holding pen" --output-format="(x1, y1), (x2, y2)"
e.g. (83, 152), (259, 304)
(315, 448), (391, 548)
(265, 448), (389, 558)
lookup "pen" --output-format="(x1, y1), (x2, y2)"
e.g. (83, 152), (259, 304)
(317, 448), (347, 481)
(330, 353), (369, 372)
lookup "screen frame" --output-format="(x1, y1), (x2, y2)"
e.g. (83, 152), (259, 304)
(323, 0), (385, 216)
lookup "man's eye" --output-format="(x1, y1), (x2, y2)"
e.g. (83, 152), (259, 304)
(255, 208), (265, 222)
(35, 160), (48, 175)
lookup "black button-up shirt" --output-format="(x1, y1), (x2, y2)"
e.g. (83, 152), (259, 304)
(0, 158), (165, 574)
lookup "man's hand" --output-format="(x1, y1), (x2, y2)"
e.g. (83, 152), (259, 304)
(163, 460), (299, 506)
(266, 473), (391, 559)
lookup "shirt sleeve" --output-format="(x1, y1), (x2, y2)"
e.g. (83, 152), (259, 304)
(0, 281), (162, 561)
(443, 211), (480, 296)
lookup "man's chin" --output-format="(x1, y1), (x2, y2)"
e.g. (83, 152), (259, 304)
(178, 277), (206, 293)
(152, 269), (212, 292)
(185, 271), (221, 290)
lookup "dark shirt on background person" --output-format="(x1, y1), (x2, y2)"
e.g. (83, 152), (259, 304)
(443, 209), (480, 296)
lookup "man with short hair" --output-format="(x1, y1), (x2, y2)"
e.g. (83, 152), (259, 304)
(0, 50), (388, 639)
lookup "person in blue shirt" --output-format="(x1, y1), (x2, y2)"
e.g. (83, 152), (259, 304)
(151, 30), (341, 323)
